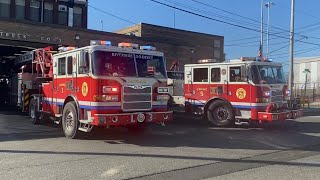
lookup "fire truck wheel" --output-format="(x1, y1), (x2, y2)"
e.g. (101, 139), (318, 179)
(206, 100), (235, 127)
(62, 102), (81, 139)
(29, 98), (40, 125)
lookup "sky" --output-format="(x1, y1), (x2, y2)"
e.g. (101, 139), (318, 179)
(88, 0), (320, 70)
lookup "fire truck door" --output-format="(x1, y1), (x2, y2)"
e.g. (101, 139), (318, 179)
(189, 67), (210, 102)
(66, 54), (77, 94)
(209, 66), (227, 98)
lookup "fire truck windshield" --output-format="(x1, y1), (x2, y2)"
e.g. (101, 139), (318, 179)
(92, 51), (166, 78)
(251, 65), (286, 84)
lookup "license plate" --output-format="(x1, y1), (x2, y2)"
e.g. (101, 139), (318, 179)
(272, 115), (279, 120)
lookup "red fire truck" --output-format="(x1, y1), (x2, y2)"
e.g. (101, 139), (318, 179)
(184, 57), (303, 126)
(16, 41), (173, 138)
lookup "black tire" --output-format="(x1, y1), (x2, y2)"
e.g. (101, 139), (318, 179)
(29, 98), (40, 125)
(62, 102), (81, 139)
(206, 100), (235, 127)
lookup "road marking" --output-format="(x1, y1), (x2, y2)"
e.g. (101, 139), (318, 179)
(101, 168), (120, 177)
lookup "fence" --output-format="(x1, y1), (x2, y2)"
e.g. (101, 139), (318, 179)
(293, 82), (320, 108)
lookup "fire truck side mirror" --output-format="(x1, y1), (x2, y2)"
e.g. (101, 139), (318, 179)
(186, 71), (191, 76)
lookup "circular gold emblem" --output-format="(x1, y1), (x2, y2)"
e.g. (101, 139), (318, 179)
(82, 82), (88, 97)
(236, 88), (246, 99)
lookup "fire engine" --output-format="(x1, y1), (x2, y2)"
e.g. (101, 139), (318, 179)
(14, 41), (173, 138)
(183, 57), (303, 126)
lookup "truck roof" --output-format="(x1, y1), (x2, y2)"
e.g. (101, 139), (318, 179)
(53, 45), (164, 57)
(184, 59), (283, 67)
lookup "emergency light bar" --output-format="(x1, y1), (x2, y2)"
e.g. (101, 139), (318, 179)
(58, 47), (76, 52)
(90, 40), (112, 46)
(240, 57), (257, 61)
(118, 42), (139, 49)
(140, 45), (156, 51)
(198, 59), (217, 64)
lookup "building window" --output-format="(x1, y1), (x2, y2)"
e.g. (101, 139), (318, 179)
(15, 0), (25, 20)
(43, 2), (53, 23)
(73, 6), (82, 27)
(193, 68), (208, 82)
(0, 0), (10, 18)
(58, 57), (66, 75)
(214, 40), (221, 48)
(58, 4), (68, 25)
(214, 49), (221, 59)
(211, 68), (221, 82)
(30, 0), (40, 22)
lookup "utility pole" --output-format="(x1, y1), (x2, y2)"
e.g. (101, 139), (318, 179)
(265, 2), (274, 57)
(260, 0), (264, 59)
(288, 0), (295, 106)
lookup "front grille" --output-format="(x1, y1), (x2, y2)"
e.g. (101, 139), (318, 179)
(122, 86), (152, 111)
(271, 90), (283, 103)
(124, 87), (151, 93)
(123, 102), (152, 110)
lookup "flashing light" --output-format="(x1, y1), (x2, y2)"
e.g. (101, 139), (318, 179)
(263, 91), (271, 97)
(140, 45), (156, 51)
(58, 47), (76, 52)
(285, 90), (291, 96)
(262, 57), (273, 62)
(103, 86), (119, 93)
(118, 42), (139, 49)
(90, 40), (112, 46)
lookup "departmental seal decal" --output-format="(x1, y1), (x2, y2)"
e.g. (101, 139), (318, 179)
(82, 82), (88, 97)
(236, 88), (246, 99)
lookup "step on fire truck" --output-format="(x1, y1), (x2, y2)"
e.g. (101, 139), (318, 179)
(181, 57), (303, 126)
(15, 41), (173, 138)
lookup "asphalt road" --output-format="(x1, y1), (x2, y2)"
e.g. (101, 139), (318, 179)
(0, 106), (320, 180)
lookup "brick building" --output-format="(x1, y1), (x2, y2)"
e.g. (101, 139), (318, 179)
(115, 23), (225, 69)
(0, 0), (87, 28)
(0, 2), (224, 75)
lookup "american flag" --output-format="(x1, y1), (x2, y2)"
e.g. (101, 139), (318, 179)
(258, 44), (262, 58)
(258, 44), (262, 59)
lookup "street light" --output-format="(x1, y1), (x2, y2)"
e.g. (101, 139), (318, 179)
(265, 1), (275, 57)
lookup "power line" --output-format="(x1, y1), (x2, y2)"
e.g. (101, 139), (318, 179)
(88, 5), (136, 25)
(151, 0), (320, 49)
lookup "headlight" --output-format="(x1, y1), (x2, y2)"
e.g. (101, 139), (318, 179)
(157, 87), (169, 93)
(94, 95), (118, 102)
(102, 95), (118, 102)
(156, 95), (170, 101)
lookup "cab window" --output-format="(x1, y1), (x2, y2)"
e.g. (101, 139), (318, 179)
(229, 66), (244, 82)
(211, 68), (221, 82)
(58, 57), (66, 75)
(193, 68), (208, 82)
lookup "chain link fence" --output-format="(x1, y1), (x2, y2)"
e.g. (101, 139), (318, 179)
(293, 82), (320, 108)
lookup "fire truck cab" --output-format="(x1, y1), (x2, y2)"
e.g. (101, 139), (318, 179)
(184, 58), (303, 127)
(26, 41), (172, 138)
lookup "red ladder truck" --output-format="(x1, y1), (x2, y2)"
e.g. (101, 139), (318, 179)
(15, 41), (173, 138)
(183, 57), (303, 126)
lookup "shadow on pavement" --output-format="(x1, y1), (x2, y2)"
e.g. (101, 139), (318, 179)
(0, 106), (320, 152)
